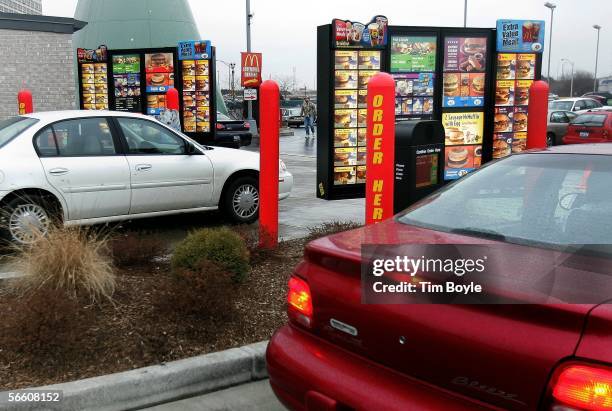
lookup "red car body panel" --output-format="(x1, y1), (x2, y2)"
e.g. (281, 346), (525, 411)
(268, 217), (610, 411)
(563, 112), (612, 144)
(268, 146), (612, 410)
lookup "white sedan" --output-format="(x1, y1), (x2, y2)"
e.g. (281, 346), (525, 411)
(0, 111), (293, 243)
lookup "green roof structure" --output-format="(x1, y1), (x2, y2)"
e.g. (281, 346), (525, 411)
(73, 0), (227, 114)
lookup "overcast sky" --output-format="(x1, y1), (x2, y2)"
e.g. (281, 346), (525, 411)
(44, 0), (611, 89)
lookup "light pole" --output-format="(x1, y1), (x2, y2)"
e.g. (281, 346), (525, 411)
(463, 0), (467, 27)
(544, 2), (556, 81)
(245, 0), (257, 133)
(561, 58), (575, 97)
(218, 59), (234, 98)
(593, 24), (602, 92)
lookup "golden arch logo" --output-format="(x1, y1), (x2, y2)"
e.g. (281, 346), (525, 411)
(241, 52), (262, 87)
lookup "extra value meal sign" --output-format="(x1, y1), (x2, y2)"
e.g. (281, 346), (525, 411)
(241, 52), (262, 88)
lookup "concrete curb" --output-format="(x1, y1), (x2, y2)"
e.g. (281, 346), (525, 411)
(0, 341), (269, 411)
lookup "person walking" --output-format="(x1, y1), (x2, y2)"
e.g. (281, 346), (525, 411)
(301, 97), (316, 139)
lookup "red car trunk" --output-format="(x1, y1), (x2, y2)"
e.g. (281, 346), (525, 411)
(297, 219), (597, 410)
(564, 112), (612, 144)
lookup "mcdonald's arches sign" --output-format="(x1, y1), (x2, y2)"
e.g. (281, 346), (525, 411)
(241, 52), (262, 88)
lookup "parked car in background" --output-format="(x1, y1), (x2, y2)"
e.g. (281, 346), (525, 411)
(0, 111), (293, 243)
(267, 145), (612, 411)
(215, 112), (252, 148)
(548, 92), (559, 101)
(547, 110), (578, 146)
(582, 91), (612, 106)
(286, 108), (304, 128)
(563, 111), (612, 144)
(549, 97), (603, 114)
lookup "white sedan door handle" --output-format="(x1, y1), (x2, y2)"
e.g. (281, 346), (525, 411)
(135, 164), (152, 172)
(49, 167), (69, 176)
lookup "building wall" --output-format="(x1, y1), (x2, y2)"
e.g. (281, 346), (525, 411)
(0, 0), (42, 14)
(0, 28), (76, 119)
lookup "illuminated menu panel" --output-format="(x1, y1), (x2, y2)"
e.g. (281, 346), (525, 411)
(493, 53), (535, 158)
(112, 54), (141, 112)
(442, 36), (487, 180)
(332, 49), (381, 186)
(390, 36), (436, 120)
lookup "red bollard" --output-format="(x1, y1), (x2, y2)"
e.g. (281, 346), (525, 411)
(17, 89), (33, 114)
(166, 88), (180, 111)
(258, 80), (280, 249)
(365, 73), (395, 226)
(526, 80), (549, 149)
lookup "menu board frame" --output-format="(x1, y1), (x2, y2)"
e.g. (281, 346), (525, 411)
(77, 45), (109, 111)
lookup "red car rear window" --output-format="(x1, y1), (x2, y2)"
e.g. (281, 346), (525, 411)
(570, 114), (608, 127)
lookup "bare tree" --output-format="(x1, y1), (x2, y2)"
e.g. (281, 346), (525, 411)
(273, 75), (293, 100)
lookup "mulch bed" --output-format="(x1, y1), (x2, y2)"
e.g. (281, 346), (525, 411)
(0, 238), (306, 390)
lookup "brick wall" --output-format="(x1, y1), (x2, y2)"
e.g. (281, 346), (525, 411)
(0, 28), (76, 120)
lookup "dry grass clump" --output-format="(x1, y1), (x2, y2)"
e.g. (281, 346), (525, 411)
(9, 226), (115, 302)
(305, 221), (362, 242)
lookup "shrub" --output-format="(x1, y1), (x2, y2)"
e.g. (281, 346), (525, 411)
(166, 259), (238, 320)
(9, 226), (115, 302)
(1, 288), (91, 360)
(171, 227), (250, 282)
(111, 231), (167, 268)
(305, 221), (362, 242)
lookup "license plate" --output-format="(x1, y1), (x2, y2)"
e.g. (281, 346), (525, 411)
(233, 136), (240, 141)
(580, 131), (589, 138)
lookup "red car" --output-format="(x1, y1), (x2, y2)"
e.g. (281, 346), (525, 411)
(563, 110), (612, 144)
(267, 144), (612, 411)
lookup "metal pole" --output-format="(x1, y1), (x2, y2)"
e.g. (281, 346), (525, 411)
(246, 0), (253, 122)
(546, 7), (554, 80)
(463, 0), (467, 27)
(593, 26), (601, 92)
(570, 62), (574, 97)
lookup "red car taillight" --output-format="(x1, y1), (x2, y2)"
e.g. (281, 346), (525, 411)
(244, 122), (250, 129)
(548, 363), (612, 410)
(216, 123), (225, 130)
(287, 276), (313, 328)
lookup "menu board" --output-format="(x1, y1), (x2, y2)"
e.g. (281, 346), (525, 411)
(332, 49), (381, 185)
(182, 59), (211, 133)
(390, 35), (437, 120)
(442, 112), (484, 180)
(78, 45), (109, 110)
(493, 53), (535, 158)
(390, 36), (436, 72)
(415, 153), (439, 188)
(442, 37), (487, 108)
(112, 54), (141, 112)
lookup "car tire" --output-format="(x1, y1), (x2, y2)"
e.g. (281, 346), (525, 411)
(547, 132), (555, 147)
(222, 176), (259, 224)
(0, 194), (58, 244)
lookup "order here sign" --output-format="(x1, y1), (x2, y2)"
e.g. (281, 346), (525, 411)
(241, 52), (262, 88)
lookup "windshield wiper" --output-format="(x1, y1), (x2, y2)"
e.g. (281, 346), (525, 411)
(450, 227), (507, 241)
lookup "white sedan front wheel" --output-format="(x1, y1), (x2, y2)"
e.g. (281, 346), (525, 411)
(1, 196), (52, 244)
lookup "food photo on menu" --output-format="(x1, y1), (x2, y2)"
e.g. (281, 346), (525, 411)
(516, 54), (535, 79)
(497, 54), (516, 79)
(358, 51), (381, 70)
(442, 112), (484, 146)
(358, 70), (378, 89)
(495, 80), (515, 106)
(196, 60), (209, 76)
(513, 107), (528, 132)
(335, 70), (358, 90)
(335, 51), (358, 70)
(334, 109), (357, 128)
(334, 147), (357, 167)
(390, 36), (436, 72)
(494, 107), (514, 133)
(493, 135), (512, 159)
(335, 90), (358, 109)
(333, 166), (356, 185)
(334, 128), (357, 147)
(515, 80), (532, 105)
(445, 145), (475, 170)
(512, 132), (527, 153)
(356, 166), (366, 183)
(444, 37), (487, 73)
